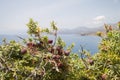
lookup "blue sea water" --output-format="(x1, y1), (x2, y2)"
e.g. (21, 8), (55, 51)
(56, 34), (101, 54)
(0, 34), (101, 55)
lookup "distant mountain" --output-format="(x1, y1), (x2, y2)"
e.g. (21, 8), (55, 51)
(58, 26), (103, 35)
(58, 23), (117, 35)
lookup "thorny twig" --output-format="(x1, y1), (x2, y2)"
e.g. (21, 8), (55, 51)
(79, 45), (88, 69)
(0, 57), (10, 71)
(53, 30), (57, 46)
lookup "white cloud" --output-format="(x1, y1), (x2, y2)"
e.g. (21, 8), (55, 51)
(93, 16), (105, 25)
(93, 16), (105, 21)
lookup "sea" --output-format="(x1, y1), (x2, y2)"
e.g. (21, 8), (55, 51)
(0, 34), (101, 55)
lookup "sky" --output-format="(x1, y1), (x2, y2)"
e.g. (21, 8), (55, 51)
(0, 0), (120, 34)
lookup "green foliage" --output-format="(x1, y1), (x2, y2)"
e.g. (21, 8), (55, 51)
(118, 21), (120, 29)
(92, 23), (120, 79)
(0, 19), (78, 80)
(27, 18), (39, 35)
(0, 19), (120, 80)
(99, 30), (120, 55)
(51, 21), (58, 31)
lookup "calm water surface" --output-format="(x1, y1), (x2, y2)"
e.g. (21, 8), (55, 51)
(0, 34), (101, 55)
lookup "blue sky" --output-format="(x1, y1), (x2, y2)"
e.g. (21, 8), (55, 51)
(0, 0), (120, 34)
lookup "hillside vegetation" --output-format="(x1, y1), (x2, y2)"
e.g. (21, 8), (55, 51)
(0, 19), (120, 80)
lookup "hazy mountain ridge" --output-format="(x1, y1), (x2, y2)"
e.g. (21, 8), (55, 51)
(0, 23), (117, 35)
(58, 23), (117, 35)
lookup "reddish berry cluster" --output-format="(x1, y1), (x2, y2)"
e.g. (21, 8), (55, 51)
(20, 38), (71, 71)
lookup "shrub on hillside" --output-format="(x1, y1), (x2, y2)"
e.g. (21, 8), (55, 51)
(0, 19), (81, 80)
(0, 19), (120, 80)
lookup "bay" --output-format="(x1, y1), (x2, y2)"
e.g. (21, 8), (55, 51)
(0, 34), (101, 55)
